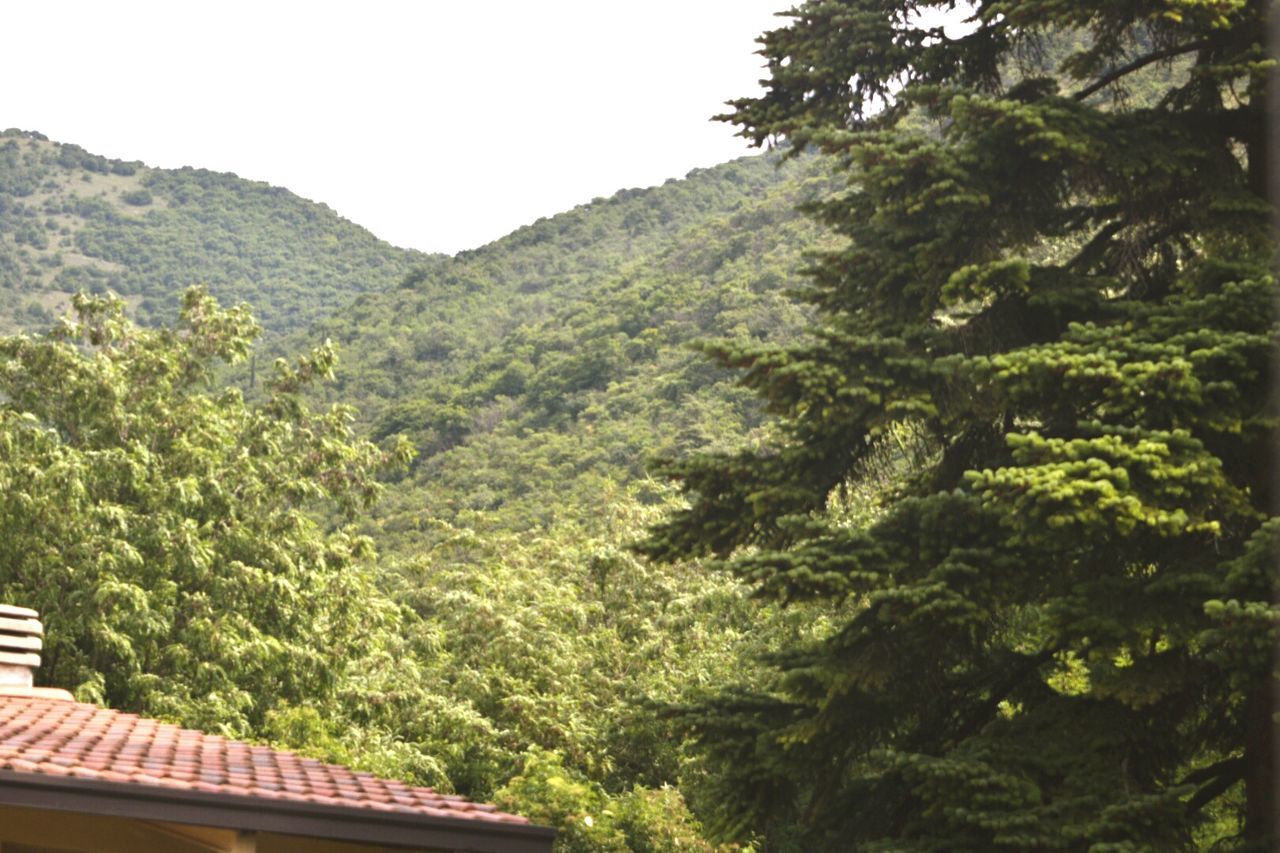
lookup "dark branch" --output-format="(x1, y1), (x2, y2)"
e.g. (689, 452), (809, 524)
(1072, 40), (1212, 102)
(1067, 220), (1127, 273)
(943, 648), (1058, 749)
(1183, 756), (1247, 816)
(1181, 755), (1246, 787)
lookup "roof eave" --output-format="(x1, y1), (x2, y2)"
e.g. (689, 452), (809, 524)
(0, 768), (556, 853)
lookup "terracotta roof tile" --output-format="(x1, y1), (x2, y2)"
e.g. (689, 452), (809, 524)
(0, 695), (530, 826)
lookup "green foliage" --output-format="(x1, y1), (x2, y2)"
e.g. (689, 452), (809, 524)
(644, 2), (1277, 849)
(496, 748), (631, 852)
(385, 482), (826, 794)
(9, 17), (1260, 850)
(610, 785), (723, 853)
(261, 154), (850, 845)
(0, 289), (411, 737)
(495, 748), (723, 853)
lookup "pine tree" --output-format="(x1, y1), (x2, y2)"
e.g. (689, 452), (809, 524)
(641, 1), (1277, 848)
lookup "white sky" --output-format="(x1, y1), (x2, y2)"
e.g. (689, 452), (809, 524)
(7, 1), (792, 255)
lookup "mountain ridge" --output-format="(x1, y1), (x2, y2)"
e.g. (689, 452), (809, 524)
(289, 149), (836, 544)
(2, 127), (834, 543)
(0, 128), (431, 337)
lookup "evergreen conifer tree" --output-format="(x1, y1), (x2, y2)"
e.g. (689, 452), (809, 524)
(641, 1), (1277, 847)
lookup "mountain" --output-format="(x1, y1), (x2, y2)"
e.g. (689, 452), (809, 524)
(0, 129), (432, 337)
(289, 150), (837, 547)
(0, 127), (833, 544)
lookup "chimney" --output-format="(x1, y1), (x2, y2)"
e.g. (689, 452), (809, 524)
(0, 605), (43, 689)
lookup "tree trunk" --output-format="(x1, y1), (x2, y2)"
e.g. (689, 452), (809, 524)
(1243, 685), (1277, 845)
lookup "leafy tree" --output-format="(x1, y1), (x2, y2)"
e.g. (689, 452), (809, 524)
(0, 289), (412, 737)
(494, 748), (725, 852)
(642, 1), (1276, 849)
(388, 484), (787, 784)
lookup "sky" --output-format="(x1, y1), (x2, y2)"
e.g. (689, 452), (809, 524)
(7, 1), (793, 255)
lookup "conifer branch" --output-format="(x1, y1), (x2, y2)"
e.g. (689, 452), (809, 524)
(1183, 756), (1247, 816)
(1072, 40), (1212, 101)
(1067, 220), (1128, 273)
(939, 648), (1058, 749)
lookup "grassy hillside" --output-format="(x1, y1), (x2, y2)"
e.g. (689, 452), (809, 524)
(288, 150), (838, 546)
(0, 129), (432, 336)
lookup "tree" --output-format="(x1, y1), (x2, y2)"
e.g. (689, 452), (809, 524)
(641, 1), (1276, 848)
(0, 289), (411, 736)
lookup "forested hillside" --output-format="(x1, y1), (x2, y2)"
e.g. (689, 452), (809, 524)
(0, 3), (1272, 848)
(294, 151), (835, 545)
(0, 129), (430, 336)
(0, 129), (841, 848)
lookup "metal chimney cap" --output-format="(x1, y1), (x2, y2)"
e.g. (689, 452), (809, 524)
(0, 606), (42, 690)
(0, 614), (42, 638)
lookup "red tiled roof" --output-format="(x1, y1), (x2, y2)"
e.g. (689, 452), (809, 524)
(0, 693), (528, 826)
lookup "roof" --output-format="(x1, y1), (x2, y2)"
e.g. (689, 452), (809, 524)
(0, 691), (555, 852)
